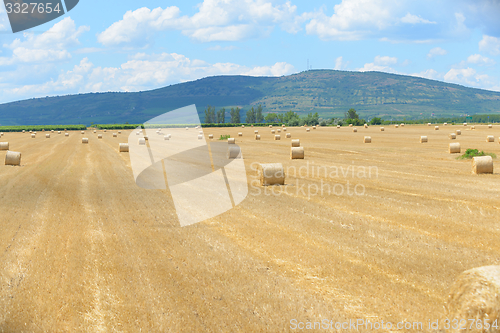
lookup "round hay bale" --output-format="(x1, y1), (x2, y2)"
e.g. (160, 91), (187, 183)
(254, 130), (259, 134)
(456, 130), (461, 135)
(94, 130), (97, 133)
(138, 138), (146, 145)
(136, 131), (140, 135)
(185, 127), (188, 130)
(363, 136), (371, 143)
(242, 125), (245, 128)
(380, 127), (384, 131)
(435, 126), (439, 130)
(353, 128), (357, 132)
(472, 156), (493, 174)
(198, 134), (203, 140)
(271, 129), (275, 134)
(274, 135), (281, 140)
(283, 128), (287, 131)
(144, 136), (148, 141)
(286, 133), (291, 138)
(401, 123), (405, 127)
(119, 143), (129, 152)
(449, 133), (457, 139)
(446, 265), (500, 333)
(98, 134), (102, 139)
(5, 151), (21, 166)
(81, 131), (84, 134)
(58, 131), (61, 134)
(65, 133), (69, 137)
(82, 138), (88, 144)
(164, 135), (169, 140)
(312, 126), (316, 129)
(238, 132), (243, 136)
(277, 129), (281, 133)
(167, 134), (171, 139)
(487, 135), (495, 142)
(290, 147), (304, 159)
(364, 124), (368, 128)
(428, 123), (432, 126)
(395, 124), (399, 128)
(0, 142), (9, 150)
(103, 129), (107, 132)
(337, 125), (341, 129)
(31, 134), (35, 138)
(258, 163), (285, 186)
(291, 139), (300, 147)
(228, 138), (235, 144)
(227, 146), (241, 159)
(269, 125), (272, 128)
(306, 128), (310, 132)
(444, 122), (448, 126)
(464, 123), (467, 126)
(118, 131), (121, 134)
(282, 124), (285, 127)
(113, 133), (117, 137)
(51, 130), (54, 132)
(471, 126), (476, 130)
(255, 134), (261, 140)
(22, 130), (25, 133)
(46, 134), (50, 138)
(349, 124), (353, 127)
(420, 136), (428, 143)
(208, 134), (213, 139)
(489, 124), (493, 128)
(449, 142), (461, 154)
(199, 131), (203, 135)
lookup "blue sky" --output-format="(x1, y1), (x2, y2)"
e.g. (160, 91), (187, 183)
(0, 0), (500, 105)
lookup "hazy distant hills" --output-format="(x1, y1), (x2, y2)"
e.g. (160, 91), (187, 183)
(1, 70), (500, 125)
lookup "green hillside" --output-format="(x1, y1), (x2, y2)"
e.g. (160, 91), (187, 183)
(1, 69), (500, 126)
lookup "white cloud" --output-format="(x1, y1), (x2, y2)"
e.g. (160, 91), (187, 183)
(453, 12), (468, 35)
(467, 54), (495, 65)
(97, 1), (299, 47)
(400, 13), (436, 24)
(411, 69), (441, 80)
(443, 67), (494, 87)
(374, 55), (397, 65)
(427, 47), (447, 59)
(357, 55), (398, 73)
(479, 35), (500, 56)
(334, 56), (344, 70)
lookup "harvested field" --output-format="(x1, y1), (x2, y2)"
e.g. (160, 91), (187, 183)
(1, 124), (500, 332)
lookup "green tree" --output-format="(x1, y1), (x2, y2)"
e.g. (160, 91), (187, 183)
(204, 105), (216, 123)
(246, 107), (256, 123)
(216, 108), (225, 123)
(265, 113), (279, 123)
(370, 117), (382, 125)
(256, 104), (264, 123)
(230, 107), (241, 123)
(302, 112), (320, 126)
(345, 108), (359, 120)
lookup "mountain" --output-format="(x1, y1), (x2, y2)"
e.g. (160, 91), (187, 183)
(1, 69), (500, 125)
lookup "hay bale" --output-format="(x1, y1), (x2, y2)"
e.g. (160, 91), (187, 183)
(464, 123), (467, 126)
(0, 142), (9, 150)
(254, 130), (259, 134)
(274, 135), (281, 140)
(164, 135), (169, 140)
(290, 147), (304, 159)
(456, 130), (461, 135)
(118, 131), (121, 134)
(435, 126), (439, 130)
(428, 123), (432, 126)
(472, 156), (493, 174)
(420, 136), (428, 143)
(364, 124), (368, 128)
(312, 126), (316, 129)
(98, 134), (102, 139)
(198, 134), (203, 140)
(186, 127), (188, 130)
(401, 123), (405, 127)
(58, 131), (61, 134)
(269, 125), (273, 128)
(228, 138), (235, 144)
(471, 126), (476, 130)
(238, 132), (243, 136)
(94, 130), (97, 133)
(113, 133), (117, 137)
(5, 151), (21, 166)
(353, 128), (357, 132)
(380, 127), (384, 131)
(395, 124), (399, 128)
(46, 134), (50, 138)
(337, 125), (341, 129)
(258, 163), (285, 185)
(242, 125), (245, 128)
(271, 129), (275, 134)
(282, 124), (285, 127)
(199, 131), (203, 134)
(291, 139), (300, 147)
(449, 133), (456, 139)
(363, 136), (371, 143)
(136, 131), (140, 135)
(487, 135), (495, 142)
(119, 143), (129, 152)
(103, 129), (107, 132)
(283, 128), (287, 131)
(144, 136), (148, 141)
(81, 131), (84, 134)
(82, 138), (89, 144)
(446, 265), (500, 333)
(277, 129), (281, 133)
(255, 134), (261, 140)
(286, 133), (291, 138)
(489, 124), (493, 128)
(138, 138), (146, 145)
(31, 134), (35, 138)
(51, 130), (54, 132)
(349, 124), (353, 127)
(22, 130), (25, 133)
(444, 122), (448, 126)
(306, 128), (310, 132)
(227, 146), (241, 159)
(208, 134), (213, 139)
(167, 134), (171, 139)
(449, 142), (461, 154)
(65, 133), (69, 137)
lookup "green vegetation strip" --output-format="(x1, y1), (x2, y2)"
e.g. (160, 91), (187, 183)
(457, 149), (497, 160)
(0, 124), (86, 132)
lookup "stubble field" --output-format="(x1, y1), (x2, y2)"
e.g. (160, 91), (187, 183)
(0, 124), (499, 332)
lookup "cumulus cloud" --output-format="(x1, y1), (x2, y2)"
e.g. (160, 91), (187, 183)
(411, 69), (441, 80)
(479, 35), (500, 56)
(467, 54), (495, 65)
(443, 67), (493, 88)
(427, 47), (447, 59)
(97, 1), (299, 47)
(400, 13), (436, 24)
